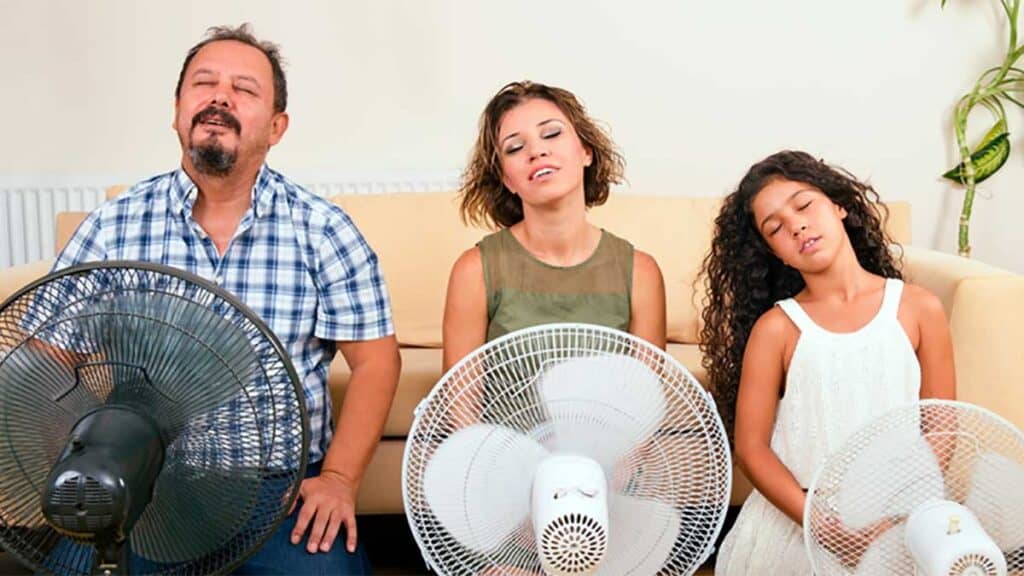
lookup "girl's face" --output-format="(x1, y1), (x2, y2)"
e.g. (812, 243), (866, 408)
(750, 177), (849, 271)
(496, 98), (592, 208)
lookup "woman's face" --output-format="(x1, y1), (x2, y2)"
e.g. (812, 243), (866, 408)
(496, 98), (592, 209)
(750, 177), (848, 272)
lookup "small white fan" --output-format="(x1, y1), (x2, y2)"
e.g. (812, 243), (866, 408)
(805, 399), (1024, 576)
(403, 323), (732, 575)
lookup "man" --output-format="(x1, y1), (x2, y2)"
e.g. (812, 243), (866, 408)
(53, 24), (401, 573)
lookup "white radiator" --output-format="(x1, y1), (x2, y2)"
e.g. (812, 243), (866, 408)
(0, 172), (460, 269)
(0, 186), (109, 269)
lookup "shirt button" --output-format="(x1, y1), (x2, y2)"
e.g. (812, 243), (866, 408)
(216, 275), (223, 284)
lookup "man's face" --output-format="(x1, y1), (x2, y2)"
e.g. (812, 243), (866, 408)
(174, 40), (287, 177)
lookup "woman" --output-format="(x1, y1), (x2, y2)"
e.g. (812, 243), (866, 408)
(443, 81), (666, 371)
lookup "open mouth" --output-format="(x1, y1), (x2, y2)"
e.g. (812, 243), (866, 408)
(530, 166), (558, 181)
(800, 237), (822, 254)
(191, 107), (241, 135)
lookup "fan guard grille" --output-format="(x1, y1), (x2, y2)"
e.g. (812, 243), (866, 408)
(403, 323), (732, 575)
(0, 262), (308, 575)
(805, 400), (1024, 575)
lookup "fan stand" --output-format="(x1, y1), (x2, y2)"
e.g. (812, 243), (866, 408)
(92, 538), (128, 576)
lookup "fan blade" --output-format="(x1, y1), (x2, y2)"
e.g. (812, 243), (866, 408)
(965, 451), (1024, 551)
(838, 424), (944, 530)
(131, 461), (262, 563)
(423, 424), (548, 554)
(538, 354), (666, 469)
(597, 493), (680, 575)
(88, 291), (256, 431)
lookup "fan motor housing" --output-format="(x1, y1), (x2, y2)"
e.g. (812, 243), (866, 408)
(532, 454), (609, 575)
(905, 499), (1007, 576)
(43, 405), (164, 542)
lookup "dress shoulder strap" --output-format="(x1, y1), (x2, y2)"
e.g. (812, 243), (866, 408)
(776, 298), (817, 333)
(879, 278), (905, 318)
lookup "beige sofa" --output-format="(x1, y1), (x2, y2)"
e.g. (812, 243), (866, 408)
(2, 189), (1022, 515)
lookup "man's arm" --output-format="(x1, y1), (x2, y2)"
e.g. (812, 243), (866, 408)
(290, 335), (400, 554)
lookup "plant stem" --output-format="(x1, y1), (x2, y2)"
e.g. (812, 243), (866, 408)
(953, 0), (1021, 256)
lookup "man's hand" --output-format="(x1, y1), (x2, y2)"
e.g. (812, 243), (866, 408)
(288, 469), (359, 554)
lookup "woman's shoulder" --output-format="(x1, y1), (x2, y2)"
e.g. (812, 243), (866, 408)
(450, 245), (484, 279)
(631, 248), (663, 278)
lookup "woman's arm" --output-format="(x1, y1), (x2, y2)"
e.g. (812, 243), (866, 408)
(440, 248), (490, 427)
(628, 250), (666, 349)
(733, 309), (807, 525)
(442, 247), (489, 373)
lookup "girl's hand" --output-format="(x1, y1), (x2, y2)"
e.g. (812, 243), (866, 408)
(813, 512), (902, 568)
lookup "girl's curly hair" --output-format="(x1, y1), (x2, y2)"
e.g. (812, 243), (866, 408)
(698, 150), (903, 441)
(459, 81), (625, 228)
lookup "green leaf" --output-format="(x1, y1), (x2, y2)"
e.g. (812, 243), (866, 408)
(942, 132), (1011, 184)
(979, 117), (1008, 148)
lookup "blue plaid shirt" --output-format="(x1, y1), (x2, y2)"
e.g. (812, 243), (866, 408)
(52, 165), (395, 463)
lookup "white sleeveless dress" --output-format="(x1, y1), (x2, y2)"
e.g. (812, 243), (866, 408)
(715, 279), (922, 575)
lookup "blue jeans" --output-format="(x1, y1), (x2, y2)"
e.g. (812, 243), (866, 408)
(41, 461), (371, 575)
(234, 460), (372, 575)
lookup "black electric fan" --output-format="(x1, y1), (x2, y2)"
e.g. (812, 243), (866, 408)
(0, 262), (308, 575)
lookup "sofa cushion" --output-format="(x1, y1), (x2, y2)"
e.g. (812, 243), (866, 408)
(64, 189), (909, 348)
(591, 196), (722, 344)
(333, 192), (910, 347)
(329, 347), (442, 438)
(0, 259), (54, 304)
(333, 192), (490, 347)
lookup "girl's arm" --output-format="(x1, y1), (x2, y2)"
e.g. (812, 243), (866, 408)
(629, 250), (666, 350)
(907, 284), (957, 401)
(734, 309), (808, 526)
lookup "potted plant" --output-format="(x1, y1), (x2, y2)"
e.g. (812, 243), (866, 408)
(940, 0), (1021, 256)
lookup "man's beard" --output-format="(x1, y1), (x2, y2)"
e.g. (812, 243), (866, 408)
(188, 106), (242, 177)
(189, 139), (237, 177)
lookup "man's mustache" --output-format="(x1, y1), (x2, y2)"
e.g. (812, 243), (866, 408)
(191, 107), (242, 135)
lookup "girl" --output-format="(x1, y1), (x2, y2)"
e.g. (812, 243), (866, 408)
(443, 81), (665, 371)
(700, 151), (956, 574)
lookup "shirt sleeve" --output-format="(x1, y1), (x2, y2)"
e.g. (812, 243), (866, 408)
(313, 210), (395, 342)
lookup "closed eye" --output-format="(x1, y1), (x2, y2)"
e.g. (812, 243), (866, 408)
(503, 143), (523, 155)
(797, 200), (813, 211)
(541, 128), (562, 139)
(768, 223), (782, 236)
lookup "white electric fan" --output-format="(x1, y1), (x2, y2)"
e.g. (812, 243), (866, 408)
(805, 399), (1024, 575)
(402, 323), (732, 575)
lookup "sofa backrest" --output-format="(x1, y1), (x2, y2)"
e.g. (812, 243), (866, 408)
(56, 187), (909, 346)
(334, 192), (911, 347)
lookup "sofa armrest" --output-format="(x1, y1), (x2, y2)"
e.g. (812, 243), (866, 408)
(901, 246), (1024, 430)
(0, 259), (54, 305)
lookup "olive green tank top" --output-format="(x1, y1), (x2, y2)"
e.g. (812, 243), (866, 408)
(478, 228), (633, 342)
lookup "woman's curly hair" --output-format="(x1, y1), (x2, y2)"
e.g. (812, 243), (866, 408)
(459, 81), (625, 228)
(698, 150), (903, 441)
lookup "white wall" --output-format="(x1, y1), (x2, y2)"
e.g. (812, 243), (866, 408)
(2, 0), (1021, 271)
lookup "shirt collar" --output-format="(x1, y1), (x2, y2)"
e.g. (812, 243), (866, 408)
(170, 164), (277, 219)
